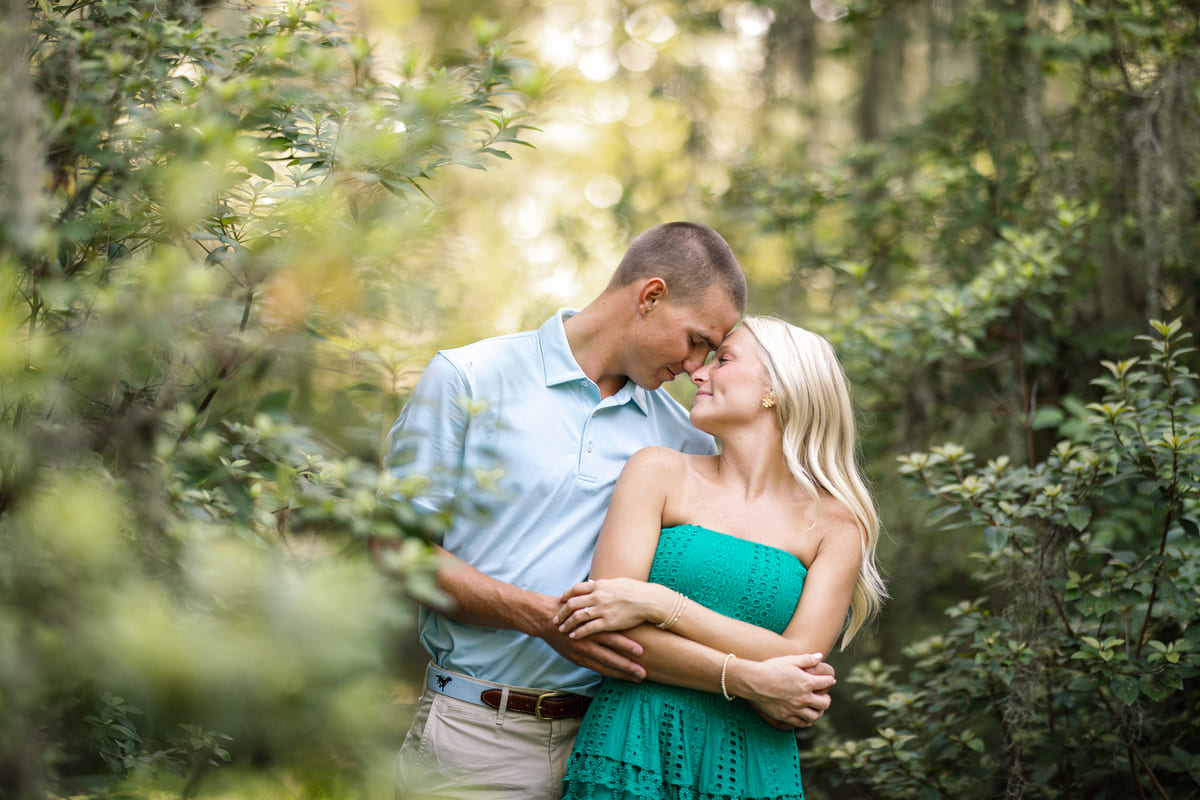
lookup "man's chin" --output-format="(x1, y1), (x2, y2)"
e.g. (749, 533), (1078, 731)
(634, 375), (667, 390)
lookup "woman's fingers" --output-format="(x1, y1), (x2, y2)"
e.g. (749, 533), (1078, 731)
(554, 591), (583, 616)
(557, 579), (593, 603)
(563, 612), (609, 639)
(554, 594), (597, 630)
(554, 579), (632, 635)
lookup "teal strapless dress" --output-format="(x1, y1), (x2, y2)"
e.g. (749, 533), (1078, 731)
(561, 524), (809, 800)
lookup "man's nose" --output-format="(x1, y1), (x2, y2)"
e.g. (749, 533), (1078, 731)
(682, 342), (715, 375)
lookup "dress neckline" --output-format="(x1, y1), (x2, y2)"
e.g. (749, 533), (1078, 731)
(661, 523), (808, 573)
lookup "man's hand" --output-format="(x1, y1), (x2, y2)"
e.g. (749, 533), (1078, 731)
(548, 629), (648, 683)
(729, 653), (836, 728)
(370, 542), (650, 683)
(532, 594), (648, 682)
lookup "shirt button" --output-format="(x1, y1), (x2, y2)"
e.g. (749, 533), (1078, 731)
(580, 379), (588, 387)
(587, 442), (594, 453)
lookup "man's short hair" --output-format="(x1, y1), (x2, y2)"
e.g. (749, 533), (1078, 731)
(607, 222), (747, 312)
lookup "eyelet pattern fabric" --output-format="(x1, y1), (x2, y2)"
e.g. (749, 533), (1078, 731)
(562, 524), (809, 800)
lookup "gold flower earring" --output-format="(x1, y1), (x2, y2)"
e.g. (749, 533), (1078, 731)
(761, 394), (776, 409)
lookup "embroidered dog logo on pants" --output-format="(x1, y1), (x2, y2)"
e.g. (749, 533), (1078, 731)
(436, 675), (453, 691)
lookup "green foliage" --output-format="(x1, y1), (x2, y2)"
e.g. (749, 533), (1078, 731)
(78, 692), (232, 782)
(716, 3), (1200, 792)
(4, 0), (1199, 796)
(1, 0), (534, 796)
(731, 0), (1200, 426)
(810, 321), (1200, 798)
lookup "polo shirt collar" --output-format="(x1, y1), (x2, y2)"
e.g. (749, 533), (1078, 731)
(539, 309), (650, 415)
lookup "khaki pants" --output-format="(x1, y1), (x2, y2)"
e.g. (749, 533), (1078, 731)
(396, 686), (584, 800)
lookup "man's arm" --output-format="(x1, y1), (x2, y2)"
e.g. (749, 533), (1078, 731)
(379, 353), (648, 682)
(370, 537), (650, 681)
(431, 547), (648, 681)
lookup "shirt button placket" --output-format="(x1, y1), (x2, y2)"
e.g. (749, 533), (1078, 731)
(578, 397), (602, 477)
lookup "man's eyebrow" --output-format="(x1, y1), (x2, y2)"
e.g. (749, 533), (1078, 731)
(697, 331), (720, 350)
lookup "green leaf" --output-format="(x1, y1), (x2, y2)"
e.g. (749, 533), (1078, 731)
(1110, 677), (1139, 705)
(1066, 506), (1092, 531)
(983, 526), (1009, 550)
(205, 245), (234, 265)
(1069, 673), (1100, 691)
(1140, 674), (1173, 702)
(247, 159), (276, 179)
(1031, 406), (1064, 430)
(254, 389), (293, 416)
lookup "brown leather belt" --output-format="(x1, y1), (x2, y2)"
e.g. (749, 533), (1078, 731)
(480, 688), (592, 720)
(425, 664), (593, 720)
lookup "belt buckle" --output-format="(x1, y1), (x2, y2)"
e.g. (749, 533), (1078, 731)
(534, 691), (569, 720)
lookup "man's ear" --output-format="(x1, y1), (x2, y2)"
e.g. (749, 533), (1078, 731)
(636, 278), (668, 316)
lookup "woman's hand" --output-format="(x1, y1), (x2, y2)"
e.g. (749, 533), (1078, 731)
(554, 578), (673, 638)
(731, 654), (835, 728)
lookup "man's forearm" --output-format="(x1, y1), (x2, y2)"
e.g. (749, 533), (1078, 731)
(432, 546), (552, 636)
(430, 547), (649, 681)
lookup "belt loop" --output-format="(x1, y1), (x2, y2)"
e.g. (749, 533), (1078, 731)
(496, 686), (509, 726)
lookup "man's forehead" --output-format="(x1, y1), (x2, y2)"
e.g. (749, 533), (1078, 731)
(694, 325), (723, 351)
(710, 309), (742, 345)
(690, 316), (734, 351)
(714, 324), (749, 349)
(678, 286), (740, 346)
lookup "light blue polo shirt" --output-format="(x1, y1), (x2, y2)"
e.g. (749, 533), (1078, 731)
(387, 309), (717, 694)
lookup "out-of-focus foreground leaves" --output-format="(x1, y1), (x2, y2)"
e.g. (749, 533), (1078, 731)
(0, 0), (535, 796)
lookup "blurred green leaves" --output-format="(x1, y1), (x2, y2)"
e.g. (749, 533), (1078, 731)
(1, 0), (535, 796)
(811, 322), (1200, 797)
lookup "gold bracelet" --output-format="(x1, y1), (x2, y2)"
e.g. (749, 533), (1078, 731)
(656, 591), (688, 630)
(720, 652), (736, 701)
(667, 595), (688, 629)
(656, 592), (676, 629)
(657, 592), (676, 628)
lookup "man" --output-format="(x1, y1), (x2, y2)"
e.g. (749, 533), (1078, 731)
(384, 222), (834, 799)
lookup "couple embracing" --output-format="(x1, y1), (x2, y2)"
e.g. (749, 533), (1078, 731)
(381, 222), (887, 799)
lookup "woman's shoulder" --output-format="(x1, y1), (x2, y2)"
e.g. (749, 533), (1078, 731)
(620, 449), (715, 498)
(809, 490), (866, 556)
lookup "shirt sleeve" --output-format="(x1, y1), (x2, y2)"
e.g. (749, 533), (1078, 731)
(690, 433), (720, 456)
(385, 352), (471, 515)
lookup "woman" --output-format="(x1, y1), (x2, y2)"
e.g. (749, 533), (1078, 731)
(554, 316), (886, 800)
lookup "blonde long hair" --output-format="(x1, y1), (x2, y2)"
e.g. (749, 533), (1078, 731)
(741, 316), (887, 647)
